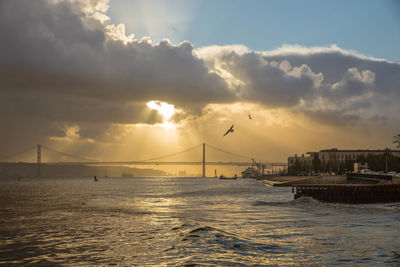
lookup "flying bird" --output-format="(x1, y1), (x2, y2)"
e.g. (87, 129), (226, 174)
(223, 124), (235, 136)
(248, 114), (252, 120)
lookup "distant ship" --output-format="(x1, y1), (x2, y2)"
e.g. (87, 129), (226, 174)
(219, 175), (237, 180)
(241, 167), (259, 178)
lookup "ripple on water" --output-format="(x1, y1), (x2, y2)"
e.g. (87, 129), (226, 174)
(0, 177), (399, 265)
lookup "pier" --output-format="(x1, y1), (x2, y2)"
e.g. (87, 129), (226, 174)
(293, 184), (400, 204)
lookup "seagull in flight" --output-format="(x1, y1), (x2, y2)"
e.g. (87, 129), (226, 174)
(248, 114), (252, 120)
(223, 124), (234, 136)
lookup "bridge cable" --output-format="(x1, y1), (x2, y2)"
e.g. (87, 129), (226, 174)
(0, 145), (37, 161)
(139, 144), (202, 162)
(206, 143), (255, 161)
(42, 145), (98, 162)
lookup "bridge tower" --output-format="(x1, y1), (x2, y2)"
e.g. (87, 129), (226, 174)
(36, 144), (41, 177)
(202, 143), (206, 177)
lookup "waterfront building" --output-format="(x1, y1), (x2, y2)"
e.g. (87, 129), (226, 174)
(287, 154), (313, 170)
(288, 148), (400, 171)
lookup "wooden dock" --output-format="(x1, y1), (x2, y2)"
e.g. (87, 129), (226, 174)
(293, 184), (400, 204)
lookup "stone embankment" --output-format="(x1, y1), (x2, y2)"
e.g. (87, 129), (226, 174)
(259, 175), (400, 203)
(258, 175), (347, 187)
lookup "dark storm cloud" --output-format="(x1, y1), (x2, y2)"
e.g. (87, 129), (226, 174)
(218, 52), (321, 107)
(0, 0), (399, 153)
(262, 47), (400, 98)
(0, 0), (234, 147)
(0, 0), (234, 106)
(303, 109), (360, 127)
(2, 91), (163, 124)
(199, 45), (400, 126)
(261, 47), (400, 126)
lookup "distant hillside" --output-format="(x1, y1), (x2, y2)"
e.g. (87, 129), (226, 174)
(0, 163), (167, 178)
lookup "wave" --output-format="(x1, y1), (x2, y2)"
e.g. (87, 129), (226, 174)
(252, 196), (320, 207)
(178, 224), (289, 255)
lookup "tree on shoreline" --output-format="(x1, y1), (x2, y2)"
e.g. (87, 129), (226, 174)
(394, 134), (400, 149)
(312, 154), (321, 172)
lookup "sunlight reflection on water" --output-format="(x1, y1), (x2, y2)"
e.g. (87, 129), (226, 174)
(0, 177), (399, 265)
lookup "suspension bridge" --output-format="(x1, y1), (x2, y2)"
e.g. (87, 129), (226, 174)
(0, 143), (287, 177)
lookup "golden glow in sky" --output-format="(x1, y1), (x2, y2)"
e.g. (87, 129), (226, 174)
(2, 0), (399, 166)
(147, 100), (177, 130)
(147, 100), (175, 120)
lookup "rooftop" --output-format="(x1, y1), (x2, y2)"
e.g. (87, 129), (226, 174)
(319, 149), (400, 153)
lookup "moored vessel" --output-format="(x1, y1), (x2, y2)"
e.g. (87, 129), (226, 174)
(241, 167), (259, 178)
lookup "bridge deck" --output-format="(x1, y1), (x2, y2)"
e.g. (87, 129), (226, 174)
(42, 161), (288, 167)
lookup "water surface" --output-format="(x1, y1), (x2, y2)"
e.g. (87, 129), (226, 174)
(0, 177), (399, 265)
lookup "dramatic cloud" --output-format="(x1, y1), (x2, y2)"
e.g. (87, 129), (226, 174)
(0, 0), (399, 160)
(0, 0), (233, 104)
(196, 44), (400, 126)
(216, 52), (323, 107)
(0, 0), (234, 151)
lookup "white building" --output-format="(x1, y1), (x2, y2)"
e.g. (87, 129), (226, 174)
(288, 148), (400, 169)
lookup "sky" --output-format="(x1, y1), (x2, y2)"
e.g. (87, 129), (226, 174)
(0, 0), (399, 169)
(107, 0), (400, 62)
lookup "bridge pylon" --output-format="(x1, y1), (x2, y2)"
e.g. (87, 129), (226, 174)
(37, 144), (41, 177)
(202, 143), (206, 177)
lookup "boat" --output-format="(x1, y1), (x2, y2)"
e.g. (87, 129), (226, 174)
(219, 175), (237, 180)
(241, 159), (264, 178)
(241, 167), (259, 178)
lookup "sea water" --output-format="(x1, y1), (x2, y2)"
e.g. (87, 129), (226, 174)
(0, 177), (399, 266)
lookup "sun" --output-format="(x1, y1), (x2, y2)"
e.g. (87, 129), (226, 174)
(146, 101), (177, 130)
(147, 100), (175, 120)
